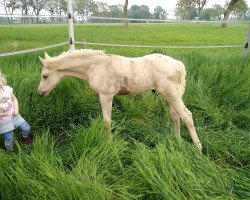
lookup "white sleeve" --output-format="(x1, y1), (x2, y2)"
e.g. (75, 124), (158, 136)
(6, 86), (13, 94)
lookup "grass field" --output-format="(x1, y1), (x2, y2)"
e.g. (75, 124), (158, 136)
(0, 23), (249, 199)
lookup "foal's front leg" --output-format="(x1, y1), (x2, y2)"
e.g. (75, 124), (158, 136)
(99, 93), (114, 130)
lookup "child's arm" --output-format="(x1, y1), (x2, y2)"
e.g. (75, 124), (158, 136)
(11, 93), (19, 115)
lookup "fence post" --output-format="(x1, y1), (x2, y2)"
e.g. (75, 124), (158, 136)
(82, 39), (87, 49)
(67, 0), (75, 50)
(242, 22), (250, 59)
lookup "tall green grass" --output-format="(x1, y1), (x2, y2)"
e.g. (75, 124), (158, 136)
(0, 23), (249, 199)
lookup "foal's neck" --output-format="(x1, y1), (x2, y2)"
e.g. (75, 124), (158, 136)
(61, 54), (110, 80)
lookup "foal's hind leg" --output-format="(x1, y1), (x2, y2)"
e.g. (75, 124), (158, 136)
(168, 105), (180, 138)
(99, 93), (114, 131)
(169, 99), (202, 151)
(159, 90), (202, 151)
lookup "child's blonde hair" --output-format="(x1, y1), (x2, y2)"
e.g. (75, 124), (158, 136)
(0, 71), (7, 85)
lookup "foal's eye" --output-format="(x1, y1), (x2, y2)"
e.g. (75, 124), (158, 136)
(43, 75), (48, 79)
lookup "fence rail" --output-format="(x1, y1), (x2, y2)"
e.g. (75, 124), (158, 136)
(0, 41), (244, 58)
(0, 14), (249, 24)
(0, 42), (68, 57)
(76, 41), (243, 49)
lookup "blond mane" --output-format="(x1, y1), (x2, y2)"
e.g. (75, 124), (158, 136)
(42, 49), (106, 70)
(57, 49), (106, 60)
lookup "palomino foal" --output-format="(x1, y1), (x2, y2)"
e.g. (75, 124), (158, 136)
(38, 49), (202, 151)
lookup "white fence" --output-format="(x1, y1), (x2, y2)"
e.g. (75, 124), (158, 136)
(0, 14), (249, 24)
(0, 40), (245, 58)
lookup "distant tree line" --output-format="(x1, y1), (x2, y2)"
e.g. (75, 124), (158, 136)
(175, 0), (249, 21)
(0, 0), (168, 24)
(0, 0), (68, 23)
(0, 0), (249, 26)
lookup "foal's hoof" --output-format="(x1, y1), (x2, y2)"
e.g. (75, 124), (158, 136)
(196, 142), (203, 152)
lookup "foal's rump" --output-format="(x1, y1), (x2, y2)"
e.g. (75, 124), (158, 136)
(141, 54), (186, 96)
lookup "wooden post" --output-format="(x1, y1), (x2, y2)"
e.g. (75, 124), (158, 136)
(242, 22), (250, 59)
(67, 0), (75, 50)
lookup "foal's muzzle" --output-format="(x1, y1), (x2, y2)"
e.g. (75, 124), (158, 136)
(38, 90), (46, 96)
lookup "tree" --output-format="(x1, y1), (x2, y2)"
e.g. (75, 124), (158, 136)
(195, 0), (208, 19)
(0, 0), (10, 23)
(109, 5), (123, 18)
(58, 0), (67, 15)
(129, 5), (140, 18)
(90, 2), (107, 17)
(129, 5), (152, 20)
(45, 0), (59, 23)
(175, 0), (197, 20)
(221, 0), (240, 27)
(43, 0), (67, 23)
(231, 0), (248, 20)
(18, 0), (32, 15)
(74, 0), (96, 16)
(0, 0), (19, 23)
(200, 8), (215, 20)
(18, 0), (33, 23)
(245, 8), (250, 20)
(31, 0), (50, 23)
(139, 5), (151, 19)
(92, 4), (123, 22)
(123, 0), (128, 27)
(153, 6), (167, 20)
(51, 0), (67, 23)
(7, 0), (19, 16)
(212, 4), (224, 20)
(200, 4), (225, 21)
(175, 0), (208, 20)
(89, 3), (123, 22)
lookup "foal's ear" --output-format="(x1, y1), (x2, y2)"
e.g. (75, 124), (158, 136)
(39, 56), (45, 65)
(44, 52), (51, 59)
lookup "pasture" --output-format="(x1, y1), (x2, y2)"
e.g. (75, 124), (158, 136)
(0, 23), (249, 199)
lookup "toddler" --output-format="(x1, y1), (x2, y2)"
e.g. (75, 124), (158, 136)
(0, 71), (33, 151)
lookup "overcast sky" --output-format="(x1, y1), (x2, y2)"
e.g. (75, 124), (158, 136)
(93, 0), (250, 18)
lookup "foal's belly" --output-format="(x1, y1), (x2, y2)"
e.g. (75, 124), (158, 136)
(117, 82), (153, 95)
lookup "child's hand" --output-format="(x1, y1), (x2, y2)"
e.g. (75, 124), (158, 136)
(13, 109), (19, 116)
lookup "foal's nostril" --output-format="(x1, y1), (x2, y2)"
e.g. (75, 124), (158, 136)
(38, 91), (46, 96)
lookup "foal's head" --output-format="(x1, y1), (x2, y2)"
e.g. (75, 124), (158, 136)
(38, 52), (64, 96)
